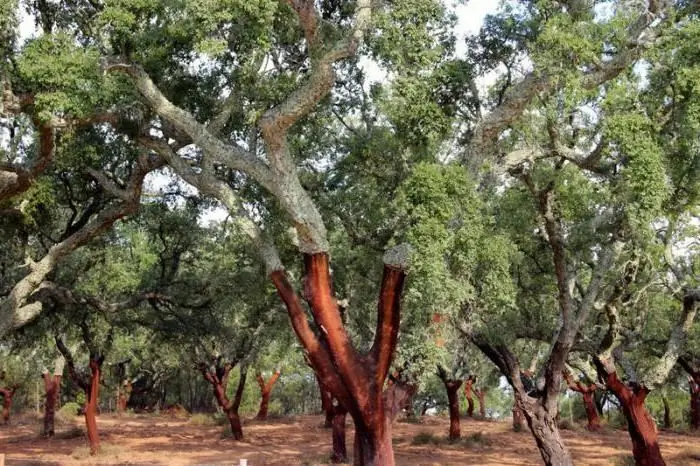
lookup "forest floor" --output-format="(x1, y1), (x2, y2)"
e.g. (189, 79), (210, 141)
(1, 412), (699, 465)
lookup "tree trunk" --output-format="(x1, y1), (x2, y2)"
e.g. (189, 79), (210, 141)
(661, 397), (671, 429)
(226, 408), (244, 440)
(688, 373), (700, 430)
(270, 250), (408, 466)
(521, 399), (573, 466)
(513, 404), (527, 431)
(330, 403), (348, 463)
(464, 377), (474, 418)
(581, 391), (601, 431)
(85, 360), (101, 455)
(476, 388), (486, 418)
(43, 374), (61, 437)
(599, 370), (665, 466)
(316, 374), (333, 428)
(0, 387), (15, 424)
(256, 370), (280, 420)
(438, 375), (462, 440)
(353, 418), (393, 466)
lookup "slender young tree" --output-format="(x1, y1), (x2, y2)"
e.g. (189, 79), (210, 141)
(198, 356), (248, 440)
(563, 370), (600, 431)
(436, 366), (462, 440)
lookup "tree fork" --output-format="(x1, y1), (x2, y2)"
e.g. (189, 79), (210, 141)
(255, 370), (281, 420)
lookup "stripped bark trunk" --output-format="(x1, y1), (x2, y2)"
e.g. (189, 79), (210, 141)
(437, 368), (462, 440)
(43, 373), (61, 436)
(200, 363), (247, 440)
(596, 366), (665, 466)
(85, 360), (101, 455)
(689, 374), (700, 430)
(270, 248), (409, 466)
(256, 370), (280, 420)
(464, 376), (475, 418)
(0, 386), (18, 424)
(330, 402), (348, 463)
(316, 374), (333, 428)
(564, 372), (600, 431)
(475, 388), (486, 418)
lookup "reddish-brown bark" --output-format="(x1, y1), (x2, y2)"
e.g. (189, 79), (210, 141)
(330, 401), (348, 463)
(200, 363), (247, 440)
(117, 380), (132, 415)
(438, 367), (462, 440)
(464, 376), (475, 418)
(0, 384), (19, 424)
(598, 370), (665, 466)
(475, 388), (487, 418)
(316, 374), (333, 428)
(255, 370), (281, 420)
(689, 373), (700, 430)
(563, 371), (601, 431)
(270, 252), (407, 465)
(85, 359), (101, 455)
(43, 372), (62, 436)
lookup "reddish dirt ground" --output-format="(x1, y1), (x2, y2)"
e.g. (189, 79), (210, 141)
(1, 413), (699, 465)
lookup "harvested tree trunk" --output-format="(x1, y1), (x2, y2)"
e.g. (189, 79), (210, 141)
(689, 373), (700, 430)
(270, 248), (409, 466)
(255, 370), (281, 420)
(475, 388), (486, 418)
(117, 381), (132, 415)
(596, 366), (665, 466)
(85, 360), (101, 455)
(316, 374), (333, 428)
(42, 365), (63, 437)
(200, 362), (247, 440)
(563, 371), (600, 431)
(330, 401), (348, 464)
(437, 367), (462, 440)
(464, 376), (475, 418)
(0, 386), (18, 424)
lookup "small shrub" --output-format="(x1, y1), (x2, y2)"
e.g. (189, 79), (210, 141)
(56, 402), (81, 424)
(411, 431), (441, 445)
(56, 426), (85, 439)
(462, 431), (491, 448)
(189, 413), (217, 426)
(558, 419), (576, 430)
(71, 443), (123, 460)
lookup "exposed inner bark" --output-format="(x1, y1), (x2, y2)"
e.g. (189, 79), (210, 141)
(437, 366), (462, 440)
(316, 373), (333, 428)
(563, 371), (600, 431)
(330, 401), (348, 464)
(43, 372), (61, 436)
(255, 370), (281, 420)
(475, 388), (487, 418)
(85, 359), (102, 455)
(199, 362), (247, 440)
(464, 376), (475, 418)
(595, 361), (665, 466)
(270, 250), (408, 466)
(0, 384), (18, 424)
(689, 373), (700, 430)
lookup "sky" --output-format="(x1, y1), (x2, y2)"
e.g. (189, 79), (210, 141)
(15, 0), (500, 224)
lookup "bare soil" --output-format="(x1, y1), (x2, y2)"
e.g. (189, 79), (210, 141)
(1, 413), (699, 465)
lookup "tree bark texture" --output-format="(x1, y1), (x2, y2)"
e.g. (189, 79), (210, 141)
(564, 372), (600, 431)
(475, 388), (486, 418)
(464, 376), (475, 418)
(331, 402), (348, 464)
(256, 370), (281, 420)
(43, 373), (61, 436)
(437, 368), (462, 440)
(519, 396), (573, 466)
(598, 369), (665, 466)
(270, 249), (409, 466)
(316, 374), (333, 428)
